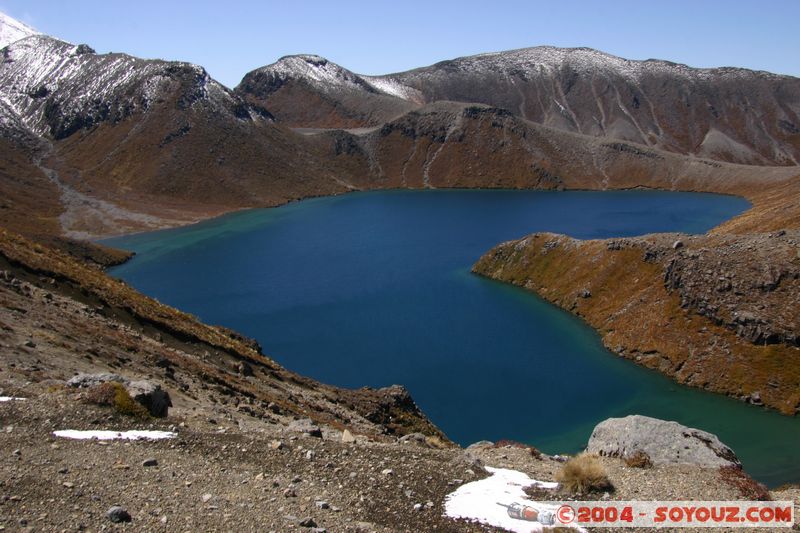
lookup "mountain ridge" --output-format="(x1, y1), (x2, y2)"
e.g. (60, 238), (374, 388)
(240, 46), (800, 165)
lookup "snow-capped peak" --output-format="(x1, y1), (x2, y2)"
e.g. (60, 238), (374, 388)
(253, 54), (423, 102)
(0, 11), (39, 49)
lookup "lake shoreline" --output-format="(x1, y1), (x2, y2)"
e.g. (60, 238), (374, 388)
(102, 189), (800, 486)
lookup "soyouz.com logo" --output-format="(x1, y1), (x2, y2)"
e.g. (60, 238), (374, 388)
(501, 500), (794, 528)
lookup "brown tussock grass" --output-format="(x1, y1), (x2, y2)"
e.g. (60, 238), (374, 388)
(556, 453), (614, 495)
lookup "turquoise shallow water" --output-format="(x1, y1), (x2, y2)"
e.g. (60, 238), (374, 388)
(104, 189), (800, 486)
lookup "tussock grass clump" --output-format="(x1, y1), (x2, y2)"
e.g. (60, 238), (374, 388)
(556, 453), (614, 495)
(624, 450), (653, 469)
(85, 382), (149, 419)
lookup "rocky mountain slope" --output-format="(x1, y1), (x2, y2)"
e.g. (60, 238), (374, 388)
(0, 228), (445, 440)
(242, 47), (800, 165)
(304, 102), (798, 194)
(7, 25), (797, 243)
(0, 30), (358, 240)
(237, 54), (419, 128)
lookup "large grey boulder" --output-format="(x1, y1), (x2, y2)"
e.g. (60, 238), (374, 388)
(67, 373), (126, 388)
(288, 418), (323, 438)
(587, 415), (740, 468)
(67, 373), (171, 418)
(126, 380), (172, 418)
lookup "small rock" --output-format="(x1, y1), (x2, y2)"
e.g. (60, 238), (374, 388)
(283, 488), (297, 498)
(11, 449), (20, 456)
(141, 458), (158, 467)
(315, 501), (329, 510)
(381, 468), (394, 476)
(126, 380), (172, 418)
(672, 240), (684, 249)
(299, 517), (317, 527)
(57, 467), (68, 474)
(237, 361), (254, 377)
(341, 429), (356, 443)
(450, 451), (486, 474)
(201, 494), (213, 503)
(398, 433), (427, 446)
(305, 450), (316, 461)
(106, 506), (131, 523)
(413, 503), (423, 512)
(62, 482), (74, 489)
(288, 419), (323, 438)
(270, 440), (284, 450)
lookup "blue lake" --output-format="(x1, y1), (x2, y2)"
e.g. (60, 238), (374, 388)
(104, 189), (800, 486)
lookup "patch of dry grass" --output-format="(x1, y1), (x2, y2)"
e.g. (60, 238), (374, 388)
(84, 382), (149, 419)
(719, 465), (771, 501)
(556, 453), (614, 495)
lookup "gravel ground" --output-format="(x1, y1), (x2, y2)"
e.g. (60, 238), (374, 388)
(2, 392), (797, 532)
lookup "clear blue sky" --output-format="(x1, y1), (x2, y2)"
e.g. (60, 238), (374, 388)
(2, 0), (799, 88)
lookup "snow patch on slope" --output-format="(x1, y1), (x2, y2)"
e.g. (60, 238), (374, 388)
(258, 55), (421, 102)
(53, 430), (176, 441)
(0, 35), (248, 137)
(401, 46), (779, 84)
(363, 75), (422, 102)
(444, 467), (585, 533)
(267, 55), (368, 89)
(0, 11), (39, 49)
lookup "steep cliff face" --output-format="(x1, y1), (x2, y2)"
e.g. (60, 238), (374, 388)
(242, 47), (800, 165)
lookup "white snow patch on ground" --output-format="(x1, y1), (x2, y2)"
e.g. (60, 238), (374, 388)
(364, 76), (421, 101)
(53, 430), (176, 441)
(444, 466), (585, 532)
(0, 396), (26, 402)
